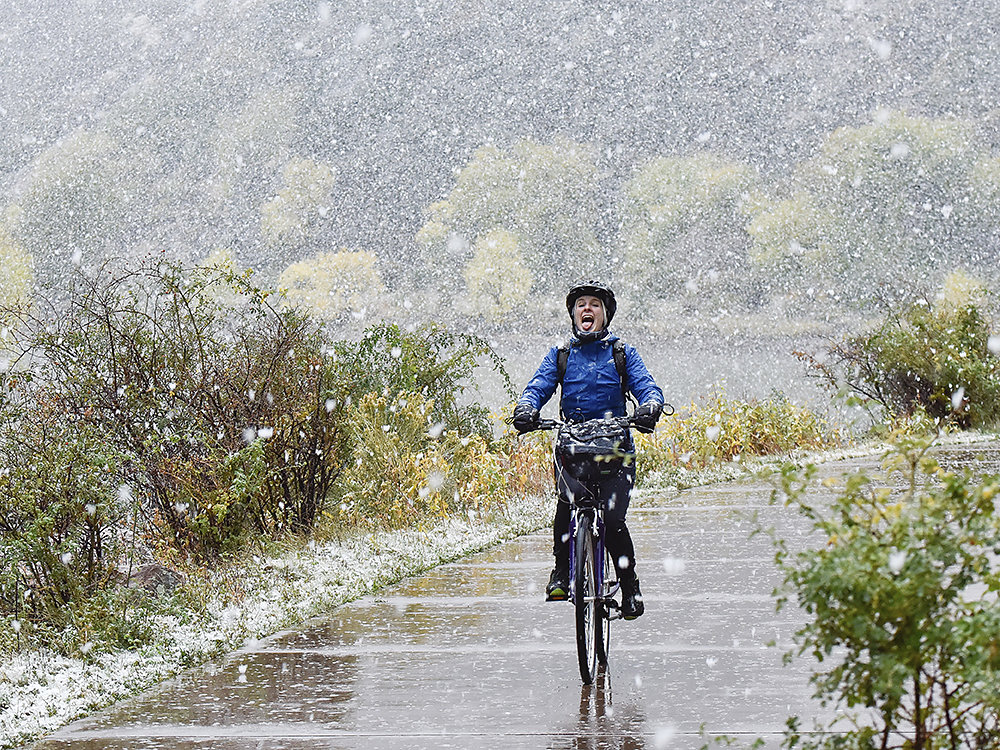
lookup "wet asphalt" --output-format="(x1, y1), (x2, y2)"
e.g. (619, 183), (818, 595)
(32, 442), (1000, 750)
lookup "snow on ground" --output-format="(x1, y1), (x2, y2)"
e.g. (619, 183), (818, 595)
(0, 494), (552, 749)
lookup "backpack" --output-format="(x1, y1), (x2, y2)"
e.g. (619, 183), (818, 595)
(555, 339), (636, 418)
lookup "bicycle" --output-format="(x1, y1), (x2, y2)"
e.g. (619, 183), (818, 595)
(530, 416), (636, 684)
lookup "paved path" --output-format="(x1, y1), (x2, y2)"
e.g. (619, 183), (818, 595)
(34, 443), (1000, 749)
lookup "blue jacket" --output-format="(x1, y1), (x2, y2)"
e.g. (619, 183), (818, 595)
(517, 333), (664, 422)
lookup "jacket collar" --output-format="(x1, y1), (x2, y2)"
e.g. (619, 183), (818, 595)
(570, 329), (617, 346)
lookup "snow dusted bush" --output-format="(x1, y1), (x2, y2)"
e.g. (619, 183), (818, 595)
(327, 321), (513, 440)
(769, 436), (1000, 748)
(333, 390), (512, 528)
(0, 409), (137, 652)
(325, 325), (521, 528)
(798, 277), (1000, 431)
(1, 260), (350, 560)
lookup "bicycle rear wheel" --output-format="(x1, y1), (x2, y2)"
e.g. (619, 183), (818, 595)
(575, 514), (599, 684)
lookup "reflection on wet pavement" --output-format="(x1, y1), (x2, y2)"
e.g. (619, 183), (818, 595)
(34, 442), (1000, 749)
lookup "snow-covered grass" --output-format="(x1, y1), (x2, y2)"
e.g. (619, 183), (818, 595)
(0, 493), (553, 749)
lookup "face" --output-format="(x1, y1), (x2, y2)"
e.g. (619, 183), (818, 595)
(573, 295), (606, 333)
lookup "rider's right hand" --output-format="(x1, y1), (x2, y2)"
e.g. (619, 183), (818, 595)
(512, 403), (540, 433)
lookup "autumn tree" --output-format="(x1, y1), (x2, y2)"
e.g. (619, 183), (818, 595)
(9, 130), (144, 285)
(278, 249), (385, 325)
(261, 157), (337, 253)
(461, 228), (532, 321)
(417, 138), (604, 299)
(0, 220), (31, 306)
(617, 152), (755, 307)
(747, 112), (997, 305)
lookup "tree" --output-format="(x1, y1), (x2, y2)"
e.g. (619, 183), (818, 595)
(617, 152), (755, 307)
(10, 130), (143, 286)
(416, 138), (604, 296)
(210, 88), (300, 275)
(745, 191), (839, 304)
(260, 157), (337, 254)
(278, 249), (385, 324)
(0, 218), (31, 306)
(969, 155), (1000, 257)
(747, 112), (996, 305)
(462, 228), (532, 321)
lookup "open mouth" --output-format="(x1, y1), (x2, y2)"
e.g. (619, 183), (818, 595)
(580, 312), (595, 330)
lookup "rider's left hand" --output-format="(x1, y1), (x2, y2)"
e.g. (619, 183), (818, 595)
(632, 401), (662, 434)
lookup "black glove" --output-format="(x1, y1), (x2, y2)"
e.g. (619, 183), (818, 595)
(512, 403), (540, 434)
(632, 401), (663, 434)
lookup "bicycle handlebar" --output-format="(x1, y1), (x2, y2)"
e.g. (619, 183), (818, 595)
(517, 403), (675, 434)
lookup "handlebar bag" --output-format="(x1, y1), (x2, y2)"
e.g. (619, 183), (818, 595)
(555, 419), (633, 483)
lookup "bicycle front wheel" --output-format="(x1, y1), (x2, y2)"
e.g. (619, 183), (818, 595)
(596, 548), (612, 666)
(574, 514), (599, 684)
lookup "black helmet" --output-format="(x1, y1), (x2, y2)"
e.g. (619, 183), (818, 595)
(566, 281), (617, 326)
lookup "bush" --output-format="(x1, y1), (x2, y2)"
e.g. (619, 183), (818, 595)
(328, 322), (513, 440)
(501, 429), (554, 500)
(332, 391), (512, 528)
(768, 437), (1000, 748)
(798, 291), (1000, 430)
(2, 260), (349, 559)
(0, 394), (163, 654)
(635, 390), (839, 477)
(0, 415), (135, 642)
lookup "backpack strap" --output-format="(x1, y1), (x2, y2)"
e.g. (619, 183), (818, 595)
(556, 343), (570, 419)
(556, 339), (635, 417)
(612, 339), (637, 414)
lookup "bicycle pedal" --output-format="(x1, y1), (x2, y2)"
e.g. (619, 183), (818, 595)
(546, 592), (569, 602)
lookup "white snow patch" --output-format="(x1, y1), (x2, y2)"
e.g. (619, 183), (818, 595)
(653, 724), (678, 749)
(869, 37), (892, 59)
(888, 549), (907, 574)
(662, 557), (686, 576)
(951, 387), (966, 411)
(889, 142), (910, 159)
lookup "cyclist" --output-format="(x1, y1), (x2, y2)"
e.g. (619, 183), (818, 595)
(512, 281), (664, 620)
